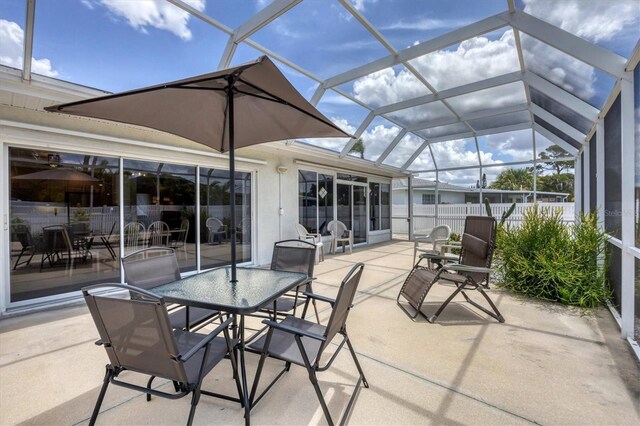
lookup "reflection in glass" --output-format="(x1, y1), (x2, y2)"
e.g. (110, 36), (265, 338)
(529, 86), (593, 134)
(9, 148), (120, 302)
(299, 170), (334, 236)
(369, 182), (391, 231)
(200, 168), (252, 270)
(123, 160), (196, 271)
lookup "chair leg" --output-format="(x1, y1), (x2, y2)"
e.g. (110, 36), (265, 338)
(429, 284), (464, 323)
(145, 375), (156, 401)
(89, 366), (112, 426)
(295, 335), (334, 426)
(345, 335), (368, 388)
(470, 287), (505, 322)
(186, 388), (201, 426)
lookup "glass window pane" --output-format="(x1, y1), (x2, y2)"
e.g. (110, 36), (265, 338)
(478, 128), (534, 164)
(200, 167), (251, 269)
(414, 123), (470, 140)
(369, 182), (381, 231)
(33, 0), (228, 91)
(521, 33), (616, 108)
(430, 138), (480, 169)
(604, 95), (622, 238)
(0, 0), (27, 72)
(298, 170), (318, 235)
(249, 0), (388, 79)
(124, 160), (196, 272)
(466, 110), (531, 131)
(446, 81), (527, 115)
(409, 29), (520, 91)
(529, 86), (594, 134)
(351, 117), (401, 162)
(519, 0), (640, 58)
(384, 101), (454, 128)
(10, 148), (120, 302)
(339, 65), (431, 108)
(318, 173), (334, 236)
(438, 169), (480, 188)
(381, 183), (391, 230)
(383, 133), (424, 168)
(352, 0), (507, 51)
(534, 116), (581, 149)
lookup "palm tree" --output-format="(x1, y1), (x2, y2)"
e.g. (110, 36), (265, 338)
(489, 168), (533, 191)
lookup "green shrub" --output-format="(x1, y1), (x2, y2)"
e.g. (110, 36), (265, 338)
(496, 206), (609, 308)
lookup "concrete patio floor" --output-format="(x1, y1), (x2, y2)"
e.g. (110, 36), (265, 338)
(1, 240), (638, 425)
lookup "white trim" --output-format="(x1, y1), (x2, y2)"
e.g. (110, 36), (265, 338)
(22, 0), (36, 81)
(532, 123), (579, 156)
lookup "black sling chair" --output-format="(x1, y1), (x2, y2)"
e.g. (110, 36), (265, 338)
(248, 263), (368, 426)
(261, 239), (320, 322)
(122, 247), (219, 330)
(82, 283), (243, 426)
(397, 216), (505, 323)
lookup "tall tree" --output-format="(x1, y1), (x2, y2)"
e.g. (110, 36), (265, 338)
(489, 168), (533, 191)
(538, 145), (573, 175)
(349, 138), (365, 159)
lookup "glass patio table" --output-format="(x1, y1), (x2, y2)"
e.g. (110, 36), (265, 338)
(152, 266), (308, 425)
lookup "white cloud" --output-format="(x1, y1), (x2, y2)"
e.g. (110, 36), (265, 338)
(84, 0), (205, 41)
(482, 129), (534, 162)
(408, 30), (520, 91)
(350, 0), (377, 13)
(352, 67), (429, 107)
(523, 0), (640, 43)
(0, 20), (58, 77)
(380, 17), (472, 31)
(357, 123), (400, 161)
(303, 117), (355, 151)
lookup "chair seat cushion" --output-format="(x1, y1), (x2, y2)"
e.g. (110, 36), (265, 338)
(248, 316), (326, 367)
(174, 329), (237, 385)
(462, 233), (488, 258)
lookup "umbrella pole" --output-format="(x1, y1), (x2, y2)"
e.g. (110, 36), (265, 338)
(227, 79), (237, 283)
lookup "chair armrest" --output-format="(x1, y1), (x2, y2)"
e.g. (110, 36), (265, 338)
(302, 291), (335, 306)
(178, 316), (234, 362)
(443, 264), (492, 274)
(262, 319), (326, 341)
(433, 238), (449, 244)
(419, 252), (457, 262)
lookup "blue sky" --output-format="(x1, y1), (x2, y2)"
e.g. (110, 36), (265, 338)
(1, 0), (638, 186)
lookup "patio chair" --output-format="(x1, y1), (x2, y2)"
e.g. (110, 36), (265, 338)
(260, 239), (319, 322)
(327, 220), (353, 254)
(82, 283), (242, 426)
(397, 216), (504, 323)
(295, 223), (324, 263)
(413, 224), (451, 265)
(148, 220), (170, 246)
(248, 263), (368, 426)
(122, 247), (219, 330)
(123, 221), (145, 253)
(170, 218), (190, 254)
(11, 224), (39, 270)
(40, 225), (88, 270)
(205, 217), (227, 244)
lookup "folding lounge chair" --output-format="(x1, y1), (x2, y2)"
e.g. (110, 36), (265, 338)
(397, 216), (504, 323)
(82, 283), (242, 426)
(261, 239), (320, 322)
(122, 247), (219, 330)
(248, 263), (368, 426)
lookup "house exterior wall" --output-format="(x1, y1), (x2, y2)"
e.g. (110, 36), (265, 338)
(0, 77), (395, 314)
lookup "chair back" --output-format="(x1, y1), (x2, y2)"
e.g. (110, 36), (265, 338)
(327, 220), (348, 238)
(148, 221), (169, 246)
(429, 225), (450, 241)
(124, 222), (145, 253)
(206, 217), (223, 232)
(270, 239), (316, 278)
(122, 247), (180, 290)
(318, 263), (364, 357)
(82, 284), (189, 383)
(42, 225), (68, 253)
(460, 216), (497, 283)
(295, 224), (309, 239)
(11, 224), (33, 249)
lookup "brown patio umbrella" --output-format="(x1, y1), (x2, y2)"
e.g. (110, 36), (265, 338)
(45, 56), (350, 281)
(13, 168), (99, 225)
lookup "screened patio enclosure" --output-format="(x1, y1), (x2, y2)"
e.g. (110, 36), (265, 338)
(0, 1), (639, 350)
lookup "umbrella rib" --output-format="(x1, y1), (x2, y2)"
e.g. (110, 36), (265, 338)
(235, 79), (351, 137)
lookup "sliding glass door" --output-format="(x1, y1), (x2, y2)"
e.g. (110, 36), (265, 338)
(337, 183), (367, 244)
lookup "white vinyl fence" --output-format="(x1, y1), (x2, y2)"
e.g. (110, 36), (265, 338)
(392, 202), (575, 236)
